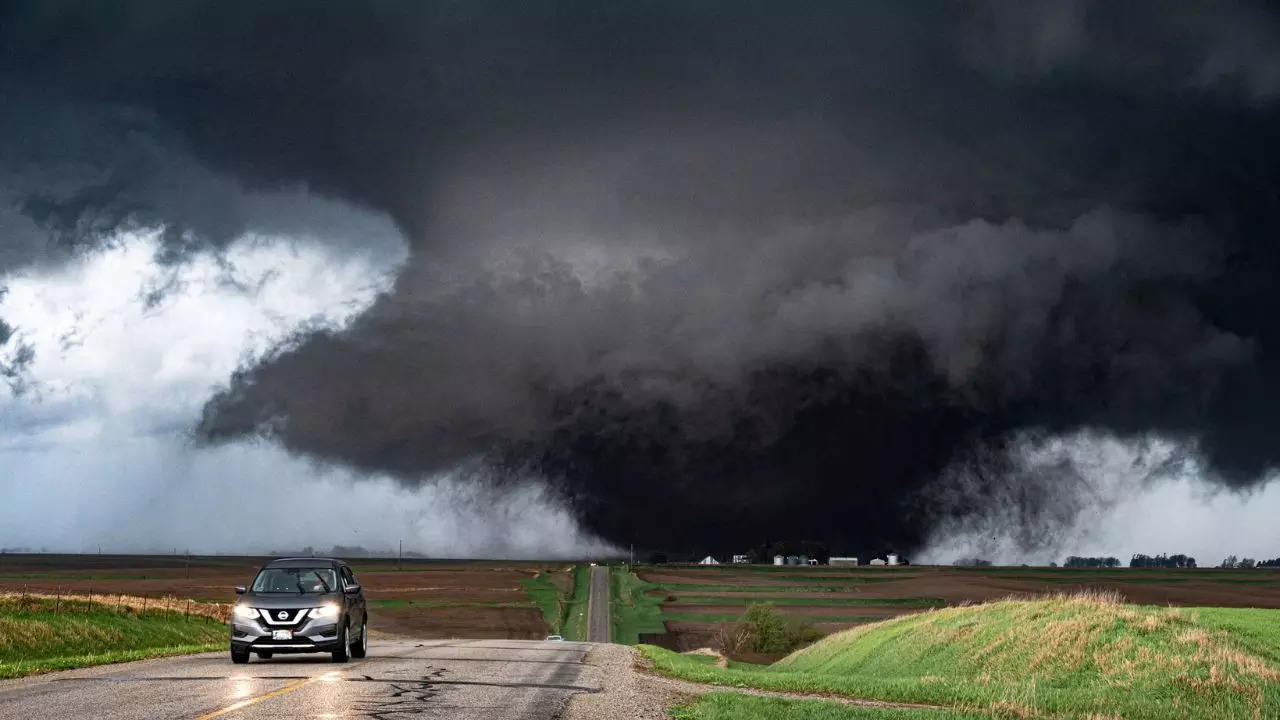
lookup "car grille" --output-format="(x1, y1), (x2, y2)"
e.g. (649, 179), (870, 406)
(255, 607), (311, 628)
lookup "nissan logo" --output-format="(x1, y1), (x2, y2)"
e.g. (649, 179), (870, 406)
(277, 611), (288, 619)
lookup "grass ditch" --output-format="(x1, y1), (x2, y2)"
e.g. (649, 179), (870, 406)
(0, 596), (225, 678)
(562, 567), (591, 641)
(641, 591), (1280, 720)
(612, 567), (666, 644)
(519, 567), (591, 640)
(670, 693), (987, 720)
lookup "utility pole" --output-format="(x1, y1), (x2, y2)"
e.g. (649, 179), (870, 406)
(398, 540), (402, 571)
(630, 543), (634, 568)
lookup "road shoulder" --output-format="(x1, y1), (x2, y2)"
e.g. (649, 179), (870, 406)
(564, 644), (695, 720)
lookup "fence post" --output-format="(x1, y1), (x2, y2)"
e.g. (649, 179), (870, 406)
(88, 589), (93, 609)
(142, 595), (147, 615)
(185, 599), (190, 620)
(55, 590), (61, 614)
(116, 594), (123, 613)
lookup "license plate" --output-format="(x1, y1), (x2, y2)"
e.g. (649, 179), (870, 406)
(272, 630), (293, 640)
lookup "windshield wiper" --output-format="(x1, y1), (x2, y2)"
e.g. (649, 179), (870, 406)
(313, 574), (331, 593)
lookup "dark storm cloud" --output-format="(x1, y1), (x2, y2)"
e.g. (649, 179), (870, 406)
(4, 1), (1280, 554)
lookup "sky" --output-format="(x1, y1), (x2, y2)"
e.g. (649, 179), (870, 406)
(0, 227), (1275, 562)
(2, 1), (1280, 562)
(0, 225), (614, 558)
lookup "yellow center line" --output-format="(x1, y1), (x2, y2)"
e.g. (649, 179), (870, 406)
(194, 654), (387, 720)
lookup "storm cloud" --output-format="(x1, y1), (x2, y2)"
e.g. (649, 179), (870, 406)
(4, 1), (1280, 556)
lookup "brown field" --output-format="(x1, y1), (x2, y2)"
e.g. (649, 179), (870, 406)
(6, 554), (1278, 653)
(0, 554), (562, 640)
(638, 564), (1280, 659)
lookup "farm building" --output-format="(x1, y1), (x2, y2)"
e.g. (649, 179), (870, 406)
(773, 554), (785, 566)
(829, 556), (859, 566)
(869, 558), (886, 566)
(698, 555), (719, 565)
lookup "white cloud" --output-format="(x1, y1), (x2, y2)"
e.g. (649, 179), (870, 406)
(918, 432), (1280, 566)
(0, 225), (615, 558)
(0, 436), (614, 558)
(0, 229), (398, 445)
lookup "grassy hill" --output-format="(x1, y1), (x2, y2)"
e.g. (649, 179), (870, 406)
(643, 591), (1280, 719)
(0, 596), (224, 678)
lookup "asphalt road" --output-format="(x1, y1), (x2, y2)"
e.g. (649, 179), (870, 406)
(0, 639), (599, 719)
(586, 565), (611, 643)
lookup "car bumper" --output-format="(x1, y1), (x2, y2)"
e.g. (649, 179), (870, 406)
(230, 620), (343, 653)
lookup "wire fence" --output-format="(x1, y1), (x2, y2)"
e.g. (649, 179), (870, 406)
(0, 589), (231, 622)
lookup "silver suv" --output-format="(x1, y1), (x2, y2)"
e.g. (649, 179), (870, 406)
(229, 557), (369, 663)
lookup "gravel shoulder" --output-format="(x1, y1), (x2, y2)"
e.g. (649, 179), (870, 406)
(564, 644), (696, 720)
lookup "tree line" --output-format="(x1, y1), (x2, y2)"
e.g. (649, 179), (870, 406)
(1220, 556), (1280, 569)
(1059, 554), (1199, 568)
(1129, 553), (1197, 568)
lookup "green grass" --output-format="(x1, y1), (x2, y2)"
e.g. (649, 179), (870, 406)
(520, 571), (570, 636)
(0, 597), (225, 678)
(562, 567), (591, 641)
(1195, 607), (1280, 667)
(612, 568), (667, 644)
(668, 596), (945, 608)
(640, 593), (1280, 720)
(670, 693), (987, 720)
(518, 567), (591, 640)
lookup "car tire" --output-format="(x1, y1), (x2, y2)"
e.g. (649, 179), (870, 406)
(331, 620), (350, 662)
(231, 648), (250, 664)
(256, 651), (273, 660)
(350, 617), (367, 659)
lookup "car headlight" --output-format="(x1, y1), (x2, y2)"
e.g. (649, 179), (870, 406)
(310, 603), (340, 620)
(233, 605), (257, 620)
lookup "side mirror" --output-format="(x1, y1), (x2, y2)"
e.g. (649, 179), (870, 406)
(345, 583), (361, 594)
(234, 585), (246, 595)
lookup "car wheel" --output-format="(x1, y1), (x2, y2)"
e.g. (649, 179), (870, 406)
(231, 647), (250, 664)
(350, 617), (367, 659)
(331, 620), (350, 662)
(256, 651), (273, 660)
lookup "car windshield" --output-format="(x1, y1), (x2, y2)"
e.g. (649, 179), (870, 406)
(250, 567), (337, 594)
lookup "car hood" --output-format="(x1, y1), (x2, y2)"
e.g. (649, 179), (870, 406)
(237, 592), (341, 609)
